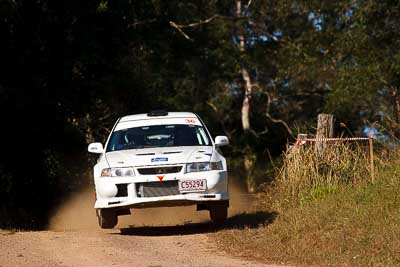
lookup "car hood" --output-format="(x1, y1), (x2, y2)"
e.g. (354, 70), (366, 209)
(105, 146), (214, 167)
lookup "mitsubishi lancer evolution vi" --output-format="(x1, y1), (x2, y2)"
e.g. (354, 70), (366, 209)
(88, 111), (229, 229)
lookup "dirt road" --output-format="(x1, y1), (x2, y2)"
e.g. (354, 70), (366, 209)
(0, 183), (283, 267)
(0, 224), (283, 267)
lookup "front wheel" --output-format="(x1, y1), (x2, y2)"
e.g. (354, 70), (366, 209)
(97, 209), (118, 229)
(209, 206), (228, 225)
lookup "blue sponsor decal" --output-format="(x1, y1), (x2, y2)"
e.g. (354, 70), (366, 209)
(151, 157), (168, 162)
(204, 153), (212, 156)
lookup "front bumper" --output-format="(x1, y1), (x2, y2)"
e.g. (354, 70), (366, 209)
(94, 170), (228, 209)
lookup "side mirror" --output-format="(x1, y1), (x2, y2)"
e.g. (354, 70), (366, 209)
(215, 136), (229, 147)
(88, 142), (104, 154)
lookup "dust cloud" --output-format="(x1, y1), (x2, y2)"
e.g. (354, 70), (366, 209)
(48, 177), (252, 231)
(48, 188), (98, 231)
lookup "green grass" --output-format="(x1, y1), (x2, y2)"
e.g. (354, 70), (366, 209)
(212, 145), (400, 266)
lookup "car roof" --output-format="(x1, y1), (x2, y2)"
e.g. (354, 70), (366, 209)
(119, 112), (197, 122)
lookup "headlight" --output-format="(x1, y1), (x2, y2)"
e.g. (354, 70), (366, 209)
(210, 161), (223, 170)
(101, 167), (135, 177)
(185, 161), (223, 173)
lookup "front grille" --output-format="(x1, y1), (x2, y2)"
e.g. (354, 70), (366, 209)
(137, 166), (182, 175)
(136, 181), (180, 198)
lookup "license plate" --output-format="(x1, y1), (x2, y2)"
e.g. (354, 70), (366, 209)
(179, 179), (207, 192)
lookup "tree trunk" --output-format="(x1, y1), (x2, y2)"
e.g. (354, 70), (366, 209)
(391, 87), (400, 124)
(236, 0), (245, 53)
(316, 113), (334, 156)
(237, 0), (252, 132)
(241, 68), (252, 130)
(244, 147), (256, 193)
(237, 0), (255, 192)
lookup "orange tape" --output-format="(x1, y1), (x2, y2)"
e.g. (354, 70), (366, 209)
(295, 137), (371, 145)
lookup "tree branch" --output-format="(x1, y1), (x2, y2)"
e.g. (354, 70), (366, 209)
(246, 0), (253, 10)
(169, 21), (193, 40)
(172, 15), (246, 28)
(128, 18), (157, 28)
(206, 101), (235, 139)
(265, 91), (294, 137)
(169, 14), (246, 40)
(265, 113), (293, 137)
(174, 14), (219, 29)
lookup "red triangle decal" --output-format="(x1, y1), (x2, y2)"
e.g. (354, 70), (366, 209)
(157, 175), (164, 181)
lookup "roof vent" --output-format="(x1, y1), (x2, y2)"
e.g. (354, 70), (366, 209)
(147, 110), (168, 117)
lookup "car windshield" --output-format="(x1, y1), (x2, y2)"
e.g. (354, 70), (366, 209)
(106, 124), (212, 152)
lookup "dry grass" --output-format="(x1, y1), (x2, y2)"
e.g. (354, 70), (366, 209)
(212, 142), (400, 266)
(279, 142), (371, 196)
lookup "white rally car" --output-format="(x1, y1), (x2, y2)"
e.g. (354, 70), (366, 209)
(88, 111), (229, 228)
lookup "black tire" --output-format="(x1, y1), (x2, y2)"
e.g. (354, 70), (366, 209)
(209, 206), (228, 225)
(97, 209), (118, 229)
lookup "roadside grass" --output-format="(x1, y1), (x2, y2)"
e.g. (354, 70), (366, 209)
(0, 229), (16, 235)
(212, 143), (400, 266)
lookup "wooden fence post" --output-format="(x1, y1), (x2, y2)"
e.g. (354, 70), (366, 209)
(316, 114), (335, 156)
(369, 135), (375, 183)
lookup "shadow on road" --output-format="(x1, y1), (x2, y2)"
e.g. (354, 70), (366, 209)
(119, 210), (277, 236)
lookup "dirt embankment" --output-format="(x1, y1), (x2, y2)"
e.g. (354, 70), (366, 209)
(0, 181), (283, 267)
